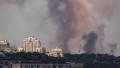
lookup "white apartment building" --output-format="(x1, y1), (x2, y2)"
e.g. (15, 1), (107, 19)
(23, 36), (43, 52)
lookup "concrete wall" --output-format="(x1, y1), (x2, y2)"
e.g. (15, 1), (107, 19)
(12, 64), (20, 68)
(0, 60), (84, 68)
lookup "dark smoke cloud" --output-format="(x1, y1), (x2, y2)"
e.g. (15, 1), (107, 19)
(82, 25), (105, 54)
(83, 32), (98, 53)
(109, 43), (117, 56)
(95, 24), (105, 53)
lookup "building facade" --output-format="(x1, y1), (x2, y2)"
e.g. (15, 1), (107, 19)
(0, 60), (84, 68)
(23, 36), (41, 52)
(48, 48), (64, 57)
(36, 47), (46, 53)
(18, 48), (23, 52)
(22, 36), (46, 53)
(12, 63), (71, 68)
(0, 40), (9, 51)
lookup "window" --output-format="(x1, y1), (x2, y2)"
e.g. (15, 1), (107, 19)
(31, 65), (34, 68)
(25, 65), (29, 68)
(36, 65), (40, 68)
(20, 65), (23, 68)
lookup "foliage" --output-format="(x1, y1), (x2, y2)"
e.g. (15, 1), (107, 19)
(0, 52), (120, 68)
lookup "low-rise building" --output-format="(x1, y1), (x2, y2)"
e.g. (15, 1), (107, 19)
(0, 40), (9, 51)
(71, 64), (84, 68)
(17, 48), (23, 52)
(4, 48), (11, 52)
(47, 48), (64, 57)
(10, 45), (18, 52)
(0, 60), (84, 68)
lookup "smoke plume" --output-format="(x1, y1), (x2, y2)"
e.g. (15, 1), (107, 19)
(47, 0), (120, 55)
(95, 24), (105, 53)
(48, 0), (95, 53)
(109, 43), (117, 56)
(82, 25), (105, 54)
(83, 32), (98, 53)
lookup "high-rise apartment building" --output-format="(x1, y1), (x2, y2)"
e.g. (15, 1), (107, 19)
(23, 36), (41, 52)
(22, 36), (46, 53)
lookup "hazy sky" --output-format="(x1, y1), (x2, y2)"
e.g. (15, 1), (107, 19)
(0, 0), (57, 49)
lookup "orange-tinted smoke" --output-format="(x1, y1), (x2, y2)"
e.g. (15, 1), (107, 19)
(48, 0), (95, 53)
(89, 0), (118, 19)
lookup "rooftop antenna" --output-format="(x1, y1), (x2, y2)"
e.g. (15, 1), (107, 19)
(78, 44), (82, 54)
(56, 47), (58, 49)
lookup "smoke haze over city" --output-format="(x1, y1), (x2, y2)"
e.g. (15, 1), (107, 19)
(0, 0), (120, 56)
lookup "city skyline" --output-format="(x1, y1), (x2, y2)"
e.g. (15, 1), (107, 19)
(0, 36), (63, 53)
(0, 36), (47, 47)
(0, 36), (64, 58)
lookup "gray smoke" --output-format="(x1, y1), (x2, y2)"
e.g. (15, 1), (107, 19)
(47, 0), (72, 52)
(82, 24), (105, 54)
(47, 0), (120, 54)
(83, 32), (98, 53)
(109, 43), (117, 56)
(47, 0), (95, 53)
(95, 24), (105, 53)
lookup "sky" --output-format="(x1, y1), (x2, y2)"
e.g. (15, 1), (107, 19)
(0, 0), (57, 50)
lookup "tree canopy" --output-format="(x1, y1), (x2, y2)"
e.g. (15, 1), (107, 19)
(0, 52), (120, 68)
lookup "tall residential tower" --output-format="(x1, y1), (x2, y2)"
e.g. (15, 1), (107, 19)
(23, 36), (41, 52)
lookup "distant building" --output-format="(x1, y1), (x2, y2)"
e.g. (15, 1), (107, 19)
(12, 63), (71, 68)
(4, 48), (11, 52)
(48, 48), (64, 57)
(0, 60), (73, 68)
(17, 47), (23, 52)
(22, 36), (46, 53)
(71, 63), (84, 68)
(36, 47), (46, 53)
(10, 45), (18, 52)
(0, 60), (84, 68)
(23, 36), (41, 52)
(0, 40), (9, 51)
